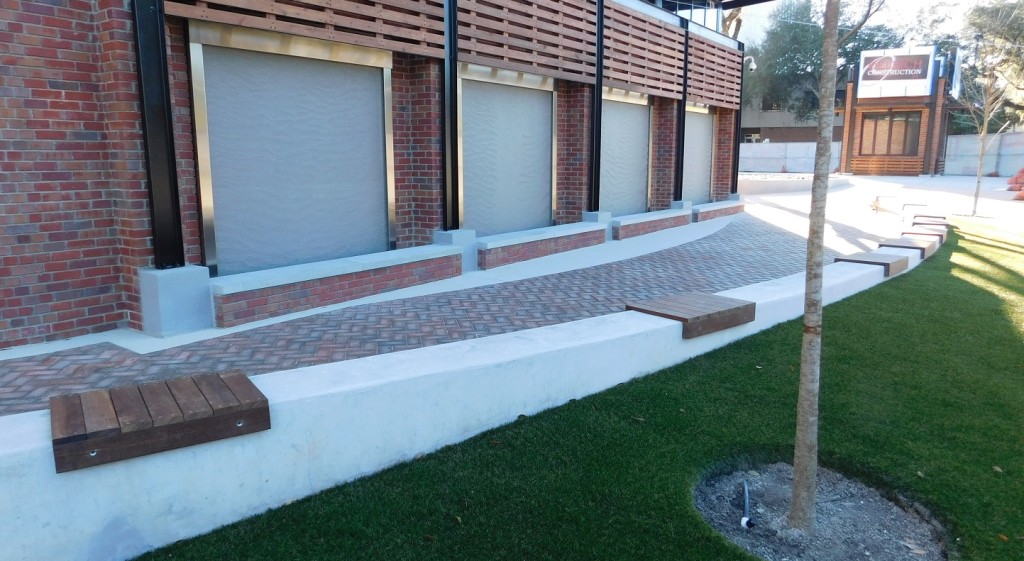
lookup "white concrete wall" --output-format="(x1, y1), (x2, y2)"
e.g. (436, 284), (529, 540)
(739, 141), (842, 173)
(943, 132), (1024, 177)
(0, 256), (924, 561)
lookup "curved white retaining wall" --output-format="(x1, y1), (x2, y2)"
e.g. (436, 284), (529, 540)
(0, 255), (920, 561)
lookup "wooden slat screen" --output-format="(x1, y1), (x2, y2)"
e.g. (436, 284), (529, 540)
(164, 0), (446, 59)
(603, 2), (686, 99)
(165, 0), (747, 106)
(457, 0), (597, 83)
(686, 34), (742, 109)
(850, 156), (923, 176)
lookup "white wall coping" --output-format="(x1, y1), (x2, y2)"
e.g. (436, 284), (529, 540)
(476, 222), (608, 251)
(209, 245), (463, 296)
(692, 200), (744, 214)
(610, 208), (692, 228)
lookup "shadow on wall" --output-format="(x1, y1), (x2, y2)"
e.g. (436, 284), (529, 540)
(739, 141), (841, 174)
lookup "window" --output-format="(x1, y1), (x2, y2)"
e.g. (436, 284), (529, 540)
(860, 111), (921, 156)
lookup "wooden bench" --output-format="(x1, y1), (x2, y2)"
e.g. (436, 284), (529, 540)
(877, 237), (938, 259)
(835, 251), (909, 277)
(912, 214), (949, 227)
(902, 226), (947, 244)
(50, 371), (270, 473)
(625, 292), (755, 339)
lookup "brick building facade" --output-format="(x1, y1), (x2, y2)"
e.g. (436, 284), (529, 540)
(1, 0), (746, 348)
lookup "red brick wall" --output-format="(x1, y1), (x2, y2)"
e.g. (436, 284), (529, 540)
(693, 203), (744, 222)
(0, 0), (152, 348)
(392, 53), (445, 248)
(214, 254), (461, 327)
(650, 96), (676, 210)
(612, 213), (690, 240)
(711, 108), (736, 201)
(97, 0), (151, 332)
(925, 77), (947, 176)
(839, 82), (855, 173)
(555, 81), (591, 224)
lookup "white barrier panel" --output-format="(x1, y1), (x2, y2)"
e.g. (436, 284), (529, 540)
(739, 142), (841, 173)
(0, 259), (902, 561)
(943, 132), (1024, 178)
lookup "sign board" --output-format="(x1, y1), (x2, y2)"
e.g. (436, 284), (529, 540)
(857, 46), (935, 99)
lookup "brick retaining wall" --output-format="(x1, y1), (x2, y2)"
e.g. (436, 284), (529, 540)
(612, 213), (691, 240)
(477, 230), (606, 270)
(214, 254), (461, 327)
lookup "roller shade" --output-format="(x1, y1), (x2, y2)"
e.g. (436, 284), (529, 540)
(203, 46), (389, 275)
(600, 100), (650, 216)
(461, 79), (553, 237)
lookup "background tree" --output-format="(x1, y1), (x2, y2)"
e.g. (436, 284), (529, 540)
(743, 0), (900, 122)
(789, 0), (884, 532)
(956, 1), (1024, 215)
(723, 7), (743, 39)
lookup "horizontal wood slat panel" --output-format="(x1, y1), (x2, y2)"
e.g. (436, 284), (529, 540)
(686, 34), (742, 109)
(850, 157), (923, 176)
(602, 1), (685, 99)
(457, 0), (597, 83)
(166, 0), (744, 106)
(165, 0), (445, 59)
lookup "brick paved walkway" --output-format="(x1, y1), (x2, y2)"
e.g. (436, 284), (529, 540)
(0, 212), (877, 417)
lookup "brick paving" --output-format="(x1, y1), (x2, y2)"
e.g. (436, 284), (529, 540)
(0, 213), (874, 417)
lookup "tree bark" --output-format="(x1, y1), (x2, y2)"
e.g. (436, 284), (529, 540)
(788, 0), (842, 533)
(974, 127), (986, 217)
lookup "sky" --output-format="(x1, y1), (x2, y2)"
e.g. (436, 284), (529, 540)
(735, 0), (974, 47)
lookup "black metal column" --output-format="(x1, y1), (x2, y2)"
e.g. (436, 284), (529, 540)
(587, 0), (605, 213)
(730, 42), (745, 195)
(442, 0), (460, 230)
(673, 19), (690, 202)
(132, 0), (184, 269)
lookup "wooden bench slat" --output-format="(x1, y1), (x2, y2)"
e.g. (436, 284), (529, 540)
(220, 372), (269, 411)
(51, 372), (271, 473)
(49, 394), (88, 445)
(835, 251), (909, 277)
(877, 237), (937, 259)
(138, 381), (184, 427)
(109, 386), (153, 433)
(625, 292), (755, 339)
(193, 374), (242, 415)
(80, 390), (122, 439)
(648, 300), (725, 319)
(166, 377), (214, 421)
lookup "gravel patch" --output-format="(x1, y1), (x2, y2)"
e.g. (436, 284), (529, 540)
(694, 463), (949, 561)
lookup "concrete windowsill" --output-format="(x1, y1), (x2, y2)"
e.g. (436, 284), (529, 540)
(692, 200), (743, 214)
(609, 208), (691, 228)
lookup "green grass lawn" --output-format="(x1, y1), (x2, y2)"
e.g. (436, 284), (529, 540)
(138, 220), (1024, 561)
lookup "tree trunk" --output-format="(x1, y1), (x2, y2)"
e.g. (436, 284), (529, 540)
(974, 128), (986, 217)
(788, 0), (841, 533)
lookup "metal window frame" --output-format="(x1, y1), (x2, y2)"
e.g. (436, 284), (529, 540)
(457, 62), (559, 228)
(188, 21), (396, 276)
(859, 110), (923, 157)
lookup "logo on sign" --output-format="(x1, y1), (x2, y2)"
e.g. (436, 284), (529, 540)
(861, 55), (931, 82)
